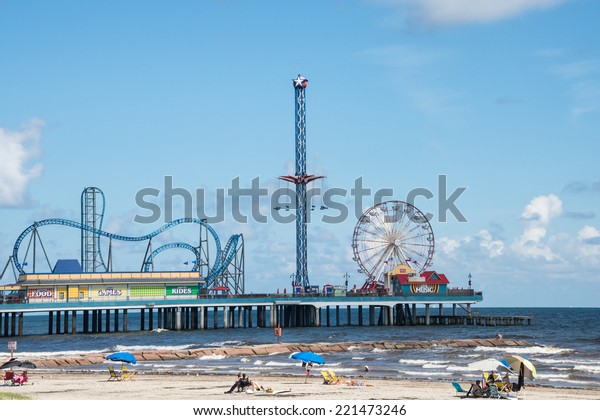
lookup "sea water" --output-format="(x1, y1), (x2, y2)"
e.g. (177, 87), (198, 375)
(1, 307), (598, 390)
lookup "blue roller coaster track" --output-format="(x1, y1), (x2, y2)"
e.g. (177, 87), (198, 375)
(13, 217), (240, 284)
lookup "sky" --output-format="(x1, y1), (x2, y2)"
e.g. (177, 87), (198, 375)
(1, 0), (599, 307)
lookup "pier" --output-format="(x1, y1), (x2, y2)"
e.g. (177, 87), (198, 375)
(0, 294), (531, 337)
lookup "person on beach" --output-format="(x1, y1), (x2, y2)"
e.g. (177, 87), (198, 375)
(467, 380), (484, 397)
(224, 372), (251, 393)
(502, 373), (513, 392)
(304, 362), (313, 383)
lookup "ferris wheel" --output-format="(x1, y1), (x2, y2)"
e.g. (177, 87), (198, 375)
(352, 200), (435, 285)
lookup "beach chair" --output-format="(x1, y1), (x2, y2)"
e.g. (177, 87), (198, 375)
(328, 370), (344, 384)
(488, 383), (501, 399)
(107, 365), (122, 381)
(3, 371), (15, 386)
(13, 371), (28, 386)
(121, 365), (136, 381)
(320, 371), (333, 384)
(451, 382), (469, 397)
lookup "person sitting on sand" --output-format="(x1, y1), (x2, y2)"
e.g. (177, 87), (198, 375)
(502, 373), (513, 392)
(467, 380), (484, 397)
(225, 372), (250, 394)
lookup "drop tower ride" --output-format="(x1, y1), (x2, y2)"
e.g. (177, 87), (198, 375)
(279, 75), (323, 291)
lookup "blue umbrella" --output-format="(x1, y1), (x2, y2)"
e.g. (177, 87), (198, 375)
(106, 351), (137, 365)
(290, 351), (325, 365)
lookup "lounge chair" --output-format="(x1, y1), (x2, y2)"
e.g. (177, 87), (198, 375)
(107, 365), (122, 381)
(451, 382), (469, 397)
(121, 365), (136, 381)
(320, 371), (332, 384)
(328, 370), (344, 384)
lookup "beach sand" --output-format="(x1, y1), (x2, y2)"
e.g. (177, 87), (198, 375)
(4, 371), (600, 400)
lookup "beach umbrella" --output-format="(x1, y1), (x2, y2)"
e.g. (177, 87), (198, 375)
(0, 358), (37, 370)
(290, 351), (325, 365)
(501, 354), (536, 379)
(467, 358), (506, 372)
(106, 351), (137, 365)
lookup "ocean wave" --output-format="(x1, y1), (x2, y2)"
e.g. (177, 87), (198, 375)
(573, 364), (600, 374)
(423, 363), (448, 369)
(372, 348), (390, 353)
(351, 357), (365, 360)
(205, 340), (246, 347)
(397, 359), (451, 369)
(455, 354), (482, 359)
(12, 349), (112, 358)
(113, 344), (197, 352)
(541, 373), (570, 379)
(264, 361), (298, 367)
(398, 359), (431, 365)
(474, 345), (571, 355)
(197, 354), (227, 360)
(397, 370), (452, 377)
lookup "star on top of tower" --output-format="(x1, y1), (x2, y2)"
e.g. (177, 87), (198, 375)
(293, 74), (308, 89)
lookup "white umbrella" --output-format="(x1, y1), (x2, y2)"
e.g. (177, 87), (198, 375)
(467, 358), (506, 372)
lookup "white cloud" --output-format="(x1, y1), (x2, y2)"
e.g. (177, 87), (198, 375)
(372, 0), (568, 26)
(437, 229), (504, 259)
(476, 229), (504, 257)
(578, 225), (600, 241)
(437, 237), (460, 254)
(511, 226), (557, 261)
(521, 194), (562, 224)
(512, 194), (562, 261)
(0, 119), (45, 207)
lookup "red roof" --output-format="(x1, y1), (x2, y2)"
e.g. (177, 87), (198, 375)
(394, 271), (449, 285)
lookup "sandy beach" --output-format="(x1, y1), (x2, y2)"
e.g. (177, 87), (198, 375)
(3, 371), (600, 400)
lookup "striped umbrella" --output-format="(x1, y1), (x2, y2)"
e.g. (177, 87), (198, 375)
(501, 354), (537, 379)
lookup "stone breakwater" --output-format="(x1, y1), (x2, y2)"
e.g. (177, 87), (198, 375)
(31, 338), (530, 368)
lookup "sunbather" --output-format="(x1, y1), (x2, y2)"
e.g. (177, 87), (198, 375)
(467, 380), (484, 397)
(224, 372), (247, 394)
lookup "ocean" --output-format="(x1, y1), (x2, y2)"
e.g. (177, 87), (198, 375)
(1, 307), (598, 390)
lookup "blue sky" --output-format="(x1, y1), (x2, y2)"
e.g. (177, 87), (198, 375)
(1, 0), (599, 307)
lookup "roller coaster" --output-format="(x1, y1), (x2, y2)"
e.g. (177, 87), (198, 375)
(4, 187), (244, 294)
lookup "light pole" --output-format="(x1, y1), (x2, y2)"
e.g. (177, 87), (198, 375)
(343, 273), (350, 291)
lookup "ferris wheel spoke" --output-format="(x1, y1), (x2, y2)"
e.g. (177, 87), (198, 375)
(369, 247), (395, 279)
(366, 213), (392, 237)
(359, 224), (388, 238)
(359, 243), (390, 255)
(401, 247), (429, 262)
(360, 238), (393, 245)
(401, 223), (425, 238)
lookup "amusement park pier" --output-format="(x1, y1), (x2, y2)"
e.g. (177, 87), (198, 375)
(0, 75), (532, 338)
